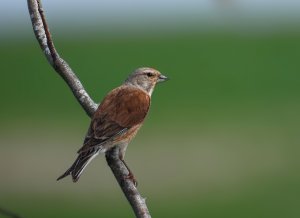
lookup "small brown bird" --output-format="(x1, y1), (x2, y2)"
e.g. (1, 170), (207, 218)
(57, 67), (168, 184)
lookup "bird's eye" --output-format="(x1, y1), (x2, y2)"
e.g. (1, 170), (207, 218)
(146, 72), (154, 77)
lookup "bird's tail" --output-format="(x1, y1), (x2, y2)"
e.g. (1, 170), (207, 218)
(57, 147), (100, 182)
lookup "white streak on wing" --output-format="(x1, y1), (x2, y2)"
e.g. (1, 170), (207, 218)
(76, 151), (100, 178)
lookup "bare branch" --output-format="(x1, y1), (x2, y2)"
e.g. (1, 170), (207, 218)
(0, 207), (22, 218)
(27, 0), (97, 117)
(27, 0), (151, 217)
(106, 148), (151, 218)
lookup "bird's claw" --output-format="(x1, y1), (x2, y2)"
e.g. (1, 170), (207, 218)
(124, 173), (138, 187)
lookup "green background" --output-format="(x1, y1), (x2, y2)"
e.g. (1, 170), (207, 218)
(1, 6), (300, 218)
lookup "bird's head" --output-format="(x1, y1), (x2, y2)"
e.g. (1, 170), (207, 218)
(124, 67), (168, 95)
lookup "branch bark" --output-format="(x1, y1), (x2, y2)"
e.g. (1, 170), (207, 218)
(27, 1), (151, 217)
(27, 0), (97, 117)
(106, 148), (151, 218)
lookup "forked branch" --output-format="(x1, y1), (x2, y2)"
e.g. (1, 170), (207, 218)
(27, 0), (151, 217)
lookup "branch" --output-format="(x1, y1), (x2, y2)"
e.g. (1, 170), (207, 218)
(106, 148), (151, 217)
(27, 1), (151, 217)
(27, 0), (97, 117)
(0, 207), (22, 218)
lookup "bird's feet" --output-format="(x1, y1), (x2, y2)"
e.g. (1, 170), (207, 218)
(119, 157), (138, 186)
(124, 172), (138, 187)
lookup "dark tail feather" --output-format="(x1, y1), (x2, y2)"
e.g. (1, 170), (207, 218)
(57, 148), (100, 182)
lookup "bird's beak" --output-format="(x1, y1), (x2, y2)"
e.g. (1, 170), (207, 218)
(157, 74), (169, 83)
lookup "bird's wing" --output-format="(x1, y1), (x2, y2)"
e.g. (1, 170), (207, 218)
(78, 86), (150, 153)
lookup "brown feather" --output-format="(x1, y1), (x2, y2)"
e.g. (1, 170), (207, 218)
(78, 86), (150, 153)
(57, 67), (168, 182)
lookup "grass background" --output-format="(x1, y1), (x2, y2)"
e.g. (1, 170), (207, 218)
(0, 21), (300, 218)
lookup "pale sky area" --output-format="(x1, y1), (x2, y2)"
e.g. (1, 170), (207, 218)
(1, 0), (300, 37)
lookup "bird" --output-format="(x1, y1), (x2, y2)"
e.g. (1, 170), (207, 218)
(57, 67), (168, 185)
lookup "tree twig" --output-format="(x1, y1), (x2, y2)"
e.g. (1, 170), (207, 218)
(0, 207), (22, 218)
(27, 0), (151, 217)
(27, 0), (97, 117)
(106, 148), (151, 217)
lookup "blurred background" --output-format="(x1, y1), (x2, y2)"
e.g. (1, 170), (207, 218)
(1, 0), (300, 217)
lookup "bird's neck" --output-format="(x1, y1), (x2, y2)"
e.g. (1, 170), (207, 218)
(124, 82), (154, 96)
